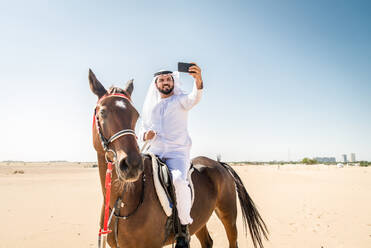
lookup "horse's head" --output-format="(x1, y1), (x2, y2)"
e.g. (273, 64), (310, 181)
(89, 69), (143, 182)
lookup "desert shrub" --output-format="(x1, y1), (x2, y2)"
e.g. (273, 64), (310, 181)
(302, 158), (318, 165)
(359, 161), (370, 167)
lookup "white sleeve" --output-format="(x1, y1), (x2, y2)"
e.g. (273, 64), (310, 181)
(179, 80), (203, 111)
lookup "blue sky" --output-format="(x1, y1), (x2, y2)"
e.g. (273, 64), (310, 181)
(0, 0), (370, 162)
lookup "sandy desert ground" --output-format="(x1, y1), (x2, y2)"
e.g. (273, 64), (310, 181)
(0, 162), (370, 248)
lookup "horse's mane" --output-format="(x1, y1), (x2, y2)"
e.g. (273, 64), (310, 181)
(107, 86), (129, 96)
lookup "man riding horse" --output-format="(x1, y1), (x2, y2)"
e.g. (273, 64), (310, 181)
(140, 63), (203, 247)
(89, 67), (268, 248)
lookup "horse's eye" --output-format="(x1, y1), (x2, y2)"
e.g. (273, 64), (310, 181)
(99, 109), (106, 118)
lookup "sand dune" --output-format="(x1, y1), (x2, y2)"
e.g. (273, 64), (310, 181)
(0, 162), (370, 248)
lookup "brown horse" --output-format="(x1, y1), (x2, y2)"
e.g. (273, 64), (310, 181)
(89, 69), (268, 248)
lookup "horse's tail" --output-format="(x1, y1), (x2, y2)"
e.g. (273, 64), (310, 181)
(219, 162), (269, 248)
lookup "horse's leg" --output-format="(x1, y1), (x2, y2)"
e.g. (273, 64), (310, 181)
(215, 179), (239, 248)
(215, 207), (238, 248)
(195, 225), (213, 248)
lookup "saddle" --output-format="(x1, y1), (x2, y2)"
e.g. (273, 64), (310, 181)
(146, 153), (195, 244)
(147, 153), (195, 217)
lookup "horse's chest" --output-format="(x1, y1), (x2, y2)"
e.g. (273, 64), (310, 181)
(115, 217), (166, 248)
(113, 194), (168, 247)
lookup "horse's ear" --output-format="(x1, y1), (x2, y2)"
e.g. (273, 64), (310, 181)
(89, 69), (107, 98)
(124, 79), (134, 97)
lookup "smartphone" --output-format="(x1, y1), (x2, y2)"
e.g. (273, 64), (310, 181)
(178, 62), (196, 73)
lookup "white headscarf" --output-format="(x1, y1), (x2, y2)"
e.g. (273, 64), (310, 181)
(141, 71), (184, 129)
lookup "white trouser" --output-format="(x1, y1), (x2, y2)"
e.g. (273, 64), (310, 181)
(162, 157), (193, 225)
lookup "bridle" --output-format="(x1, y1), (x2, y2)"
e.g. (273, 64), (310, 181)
(93, 92), (139, 182)
(93, 92), (145, 248)
(93, 93), (137, 154)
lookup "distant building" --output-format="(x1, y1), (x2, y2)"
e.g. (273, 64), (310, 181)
(341, 154), (347, 163)
(350, 153), (356, 162)
(314, 157), (336, 163)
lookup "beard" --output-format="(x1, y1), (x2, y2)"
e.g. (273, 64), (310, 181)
(158, 84), (174, 95)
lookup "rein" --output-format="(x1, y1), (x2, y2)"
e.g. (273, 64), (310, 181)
(94, 93), (144, 248)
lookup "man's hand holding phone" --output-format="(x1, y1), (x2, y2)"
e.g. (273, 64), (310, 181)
(178, 62), (203, 90)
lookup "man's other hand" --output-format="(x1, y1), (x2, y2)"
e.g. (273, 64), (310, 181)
(144, 130), (156, 141)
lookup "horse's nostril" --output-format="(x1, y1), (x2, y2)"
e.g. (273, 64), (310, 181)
(127, 156), (143, 171)
(119, 158), (128, 172)
(118, 155), (143, 180)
